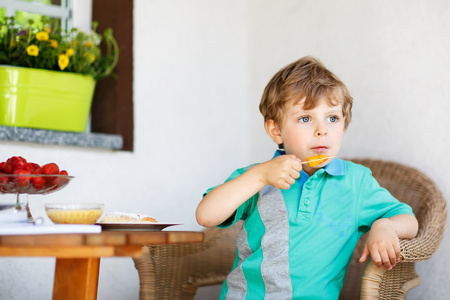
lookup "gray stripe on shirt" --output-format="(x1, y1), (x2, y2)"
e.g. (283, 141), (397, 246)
(258, 185), (292, 299)
(226, 224), (250, 299)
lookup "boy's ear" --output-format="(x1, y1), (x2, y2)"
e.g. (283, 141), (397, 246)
(265, 119), (283, 145)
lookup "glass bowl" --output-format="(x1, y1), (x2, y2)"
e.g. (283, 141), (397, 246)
(45, 203), (104, 225)
(0, 174), (74, 194)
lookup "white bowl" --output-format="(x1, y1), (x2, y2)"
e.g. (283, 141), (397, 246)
(45, 203), (104, 224)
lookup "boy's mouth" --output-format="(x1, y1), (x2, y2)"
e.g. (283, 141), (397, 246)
(312, 146), (328, 153)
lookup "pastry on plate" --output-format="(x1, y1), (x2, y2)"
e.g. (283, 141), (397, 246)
(99, 212), (157, 223)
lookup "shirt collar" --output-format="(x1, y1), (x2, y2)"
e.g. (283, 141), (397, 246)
(272, 150), (346, 176)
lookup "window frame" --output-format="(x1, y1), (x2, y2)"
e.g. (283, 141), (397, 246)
(0, 0), (72, 30)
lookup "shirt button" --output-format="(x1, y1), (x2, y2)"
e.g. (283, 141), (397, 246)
(304, 199), (311, 205)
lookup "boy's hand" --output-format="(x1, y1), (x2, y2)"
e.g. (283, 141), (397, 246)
(359, 219), (401, 270)
(257, 155), (302, 189)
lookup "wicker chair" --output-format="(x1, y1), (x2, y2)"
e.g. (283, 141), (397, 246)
(133, 159), (447, 299)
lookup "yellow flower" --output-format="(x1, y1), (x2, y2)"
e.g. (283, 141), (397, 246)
(58, 54), (69, 70)
(26, 45), (39, 56)
(43, 27), (51, 33)
(36, 31), (49, 41)
(65, 48), (74, 57)
(83, 52), (96, 63)
(84, 41), (93, 47)
(49, 39), (58, 49)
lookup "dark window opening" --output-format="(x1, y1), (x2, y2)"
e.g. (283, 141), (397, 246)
(92, 0), (133, 151)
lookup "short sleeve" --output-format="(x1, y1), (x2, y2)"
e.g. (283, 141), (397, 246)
(202, 165), (259, 228)
(357, 168), (414, 235)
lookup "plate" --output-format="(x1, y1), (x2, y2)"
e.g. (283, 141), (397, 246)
(95, 222), (182, 231)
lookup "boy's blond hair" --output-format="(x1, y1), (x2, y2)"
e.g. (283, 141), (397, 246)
(259, 56), (353, 129)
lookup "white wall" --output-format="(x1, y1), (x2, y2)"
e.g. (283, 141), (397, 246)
(1, 1), (449, 299)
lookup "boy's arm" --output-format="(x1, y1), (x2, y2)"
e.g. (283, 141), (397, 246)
(196, 155), (302, 227)
(359, 214), (419, 270)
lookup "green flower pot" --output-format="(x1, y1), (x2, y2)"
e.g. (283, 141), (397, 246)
(0, 65), (96, 132)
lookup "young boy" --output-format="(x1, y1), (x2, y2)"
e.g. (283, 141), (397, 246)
(196, 56), (418, 299)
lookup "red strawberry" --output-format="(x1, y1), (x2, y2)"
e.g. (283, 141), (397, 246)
(58, 170), (70, 184)
(16, 156), (27, 163)
(0, 172), (9, 193)
(8, 156), (18, 164)
(24, 163), (36, 173)
(32, 177), (45, 190)
(12, 159), (27, 170)
(0, 162), (5, 172)
(50, 170), (70, 190)
(4, 156), (26, 173)
(13, 169), (31, 187)
(3, 160), (13, 174)
(42, 163), (60, 175)
(0, 171), (9, 184)
(31, 170), (45, 190)
(9, 156), (26, 165)
(30, 163), (41, 170)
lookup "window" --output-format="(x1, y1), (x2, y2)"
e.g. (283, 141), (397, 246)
(0, 0), (71, 30)
(0, 0), (134, 151)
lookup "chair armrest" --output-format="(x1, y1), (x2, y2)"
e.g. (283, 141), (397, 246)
(360, 261), (386, 300)
(399, 185), (447, 263)
(360, 260), (422, 300)
(399, 234), (444, 263)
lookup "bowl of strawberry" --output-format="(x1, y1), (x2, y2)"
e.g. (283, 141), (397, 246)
(0, 156), (74, 194)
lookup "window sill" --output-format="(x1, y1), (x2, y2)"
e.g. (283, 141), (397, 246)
(0, 126), (123, 150)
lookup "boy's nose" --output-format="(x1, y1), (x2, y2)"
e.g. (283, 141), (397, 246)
(315, 125), (327, 137)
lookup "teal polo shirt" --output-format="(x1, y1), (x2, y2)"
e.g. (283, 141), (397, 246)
(205, 150), (414, 300)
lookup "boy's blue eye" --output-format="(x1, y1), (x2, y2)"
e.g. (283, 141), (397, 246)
(329, 116), (338, 123)
(299, 116), (310, 123)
